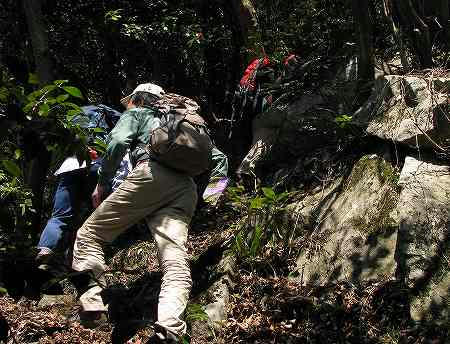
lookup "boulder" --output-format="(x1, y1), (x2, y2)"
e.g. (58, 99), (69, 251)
(37, 294), (76, 308)
(276, 93), (340, 160)
(294, 154), (400, 285)
(204, 278), (230, 323)
(353, 75), (450, 150)
(396, 156), (450, 324)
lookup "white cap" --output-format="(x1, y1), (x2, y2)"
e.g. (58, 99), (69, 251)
(120, 83), (165, 107)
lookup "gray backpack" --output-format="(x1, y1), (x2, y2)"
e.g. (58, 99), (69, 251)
(148, 93), (212, 176)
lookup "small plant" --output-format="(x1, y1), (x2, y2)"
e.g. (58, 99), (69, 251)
(228, 186), (290, 267)
(185, 303), (209, 323)
(334, 114), (353, 128)
(0, 168), (34, 250)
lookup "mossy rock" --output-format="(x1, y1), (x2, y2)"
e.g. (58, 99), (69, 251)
(295, 154), (400, 285)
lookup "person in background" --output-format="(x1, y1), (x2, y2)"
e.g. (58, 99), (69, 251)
(35, 105), (126, 276)
(236, 54), (301, 189)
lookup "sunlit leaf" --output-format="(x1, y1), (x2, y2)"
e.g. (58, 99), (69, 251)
(63, 86), (83, 99)
(262, 187), (276, 200)
(250, 225), (263, 257)
(93, 138), (107, 154)
(0, 87), (8, 102)
(27, 89), (42, 101)
(38, 103), (50, 116)
(2, 160), (21, 177)
(235, 231), (245, 257)
(42, 84), (57, 93)
(185, 303), (208, 322)
(14, 149), (22, 160)
(63, 102), (81, 110)
(56, 94), (70, 103)
(67, 109), (81, 119)
(54, 80), (68, 86)
(250, 196), (263, 209)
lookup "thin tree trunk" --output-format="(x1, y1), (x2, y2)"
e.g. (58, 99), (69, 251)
(125, 55), (137, 96)
(437, 0), (450, 48)
(352, 0), (374, 81)
(227, 0), (261, 64)
(100, 29), (122, 107)
(22, 0), (53, 85)
(22, 0), (53, 234)
(21, 123), (51, 239)
(383, 0), (409, 70)
(393, 0), (433, 68)
(196, 1), (226, 110)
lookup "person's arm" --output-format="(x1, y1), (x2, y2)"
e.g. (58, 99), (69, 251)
(210, 146), (228, 178)
(196, 146), (229, 207)
(92, 110), (139, 207)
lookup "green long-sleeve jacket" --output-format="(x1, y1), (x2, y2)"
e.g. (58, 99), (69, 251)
(98, 106), (228, 186)
(97, 106), (160, 185)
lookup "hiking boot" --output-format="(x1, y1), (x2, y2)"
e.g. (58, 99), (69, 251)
(124, 324), (179, 344)
(35, 250), (68, 278)
(146, 325), (179, 343)
(79, 310), (109, 329)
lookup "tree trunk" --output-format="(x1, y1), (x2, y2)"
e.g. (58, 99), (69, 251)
(435, 0), (450, 47)
(383, 0), (409, 70)
(100, 28), (122, 108)
(22, 0), (54, 85)
(21, 123), (51, 239)
(392, 0), (433, 68)
(125, 56), (137, 96)
(438, 0), (449, 31)
(195, 1), (227, 111)
(352, 0), (374, 81)
(226, 0), (261, 65)
(22, 0), (54, 234)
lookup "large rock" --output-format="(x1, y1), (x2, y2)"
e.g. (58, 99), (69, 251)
(294, 154), (400, 285)
(276, 93), (341, 159)
(353, 75), (450, 149)
(240, 93), (337, 178)
(396, 156), (450, 324)
(37, 294), (76, 308)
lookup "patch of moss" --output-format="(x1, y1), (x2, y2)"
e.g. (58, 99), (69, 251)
(346, 155), (399, 190)
(346, 155), (400, 236)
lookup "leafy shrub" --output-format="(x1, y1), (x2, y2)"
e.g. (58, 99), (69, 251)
(227, 186), (291, 270)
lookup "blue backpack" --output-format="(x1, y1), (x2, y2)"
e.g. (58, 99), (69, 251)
(73, 104), (122, 142)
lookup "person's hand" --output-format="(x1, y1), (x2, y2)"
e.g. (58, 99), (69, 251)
(92, 184), (105, 209)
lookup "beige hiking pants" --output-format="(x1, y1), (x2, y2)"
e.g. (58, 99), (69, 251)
(72, 161), (197, 336)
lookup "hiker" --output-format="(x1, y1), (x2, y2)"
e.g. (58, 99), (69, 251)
(235, 54), (301, 189)
(72, 83), (202, 342)
(229, 56), (276, 171)
(35, 105), (128, 275)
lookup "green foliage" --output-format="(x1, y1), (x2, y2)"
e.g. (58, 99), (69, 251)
(0, 70), (35, 247)
(255, 0), (354, 62)
(0, 168), (34, 249)
(105, 9), (123, 23)
(335, 114), (353, 128)
(2, 160), (21, 178)
(0, 69), (108, 251)
(185, 303), (209, 323)
(23, 79), (106, 168)
(227, 186), (290, 267)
